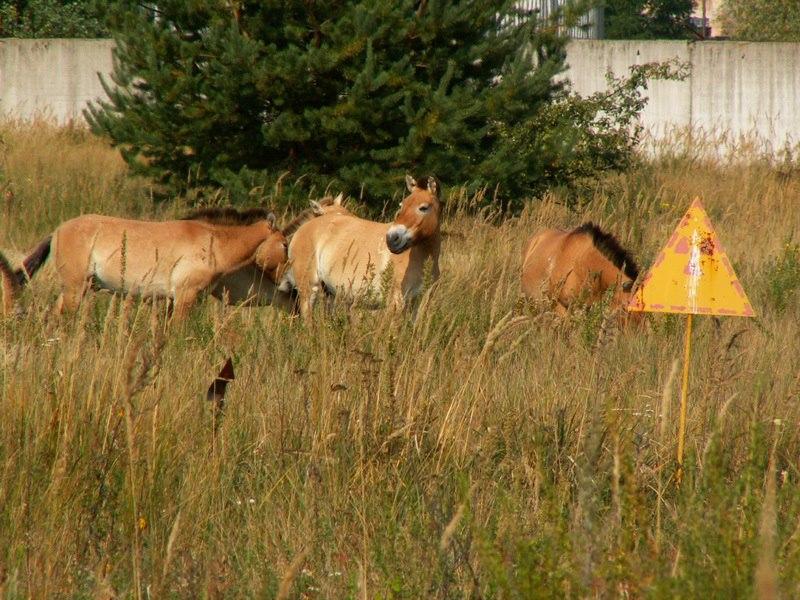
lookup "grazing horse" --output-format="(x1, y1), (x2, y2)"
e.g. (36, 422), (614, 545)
(521, 222), (639, 317)
(0, 208), (287, 320)
(282, 175), (442, 320)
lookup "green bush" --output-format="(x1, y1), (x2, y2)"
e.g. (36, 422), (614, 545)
(719, 0), (800, 42)
(0, 0), (108, 37)
(500, 59), (690, 209)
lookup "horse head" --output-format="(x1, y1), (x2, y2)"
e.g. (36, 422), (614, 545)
(386, 175), (442, 254)
(253, 213), (289, 282)
(606, 273), (647, 328)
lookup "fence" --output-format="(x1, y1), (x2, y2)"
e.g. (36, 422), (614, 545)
(1, 38), (799, 151)
(515, 0), (604, 39)
(564, 40), (800, 152)
(0, 39), (114, 124)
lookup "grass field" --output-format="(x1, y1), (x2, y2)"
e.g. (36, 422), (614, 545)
(1, 121), (799, 598)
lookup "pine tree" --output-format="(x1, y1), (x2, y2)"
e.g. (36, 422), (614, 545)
(87, 1), (570, 208)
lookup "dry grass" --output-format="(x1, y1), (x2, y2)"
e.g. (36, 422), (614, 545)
(1, 122), (799, 597)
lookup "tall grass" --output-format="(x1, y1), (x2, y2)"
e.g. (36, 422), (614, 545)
(1, 122), (799, 597)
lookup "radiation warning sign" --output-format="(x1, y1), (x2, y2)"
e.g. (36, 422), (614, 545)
(628, 198), (755, 317)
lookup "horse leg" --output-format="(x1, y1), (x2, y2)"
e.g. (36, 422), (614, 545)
(554, 300), (569, 317)
(52, 245), (94, 315)
(55, 279), (90, 315)
(293, 260), (320, 322)
(171, 293), (197, 323)
(171, 288), (200, 322)
(390, 259), (413, 314)
(171, 299), (194, 321)
(299, 283), (322, 321)
(54, 290), (85, 318)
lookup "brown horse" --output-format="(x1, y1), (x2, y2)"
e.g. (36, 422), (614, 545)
(0, 208), (287, 320)
(521, 222), (639, 317)
(209, 195), (345, 310)
(282, 176), (442, 320)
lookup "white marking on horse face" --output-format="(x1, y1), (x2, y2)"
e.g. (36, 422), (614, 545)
(386, 224), (413, 254)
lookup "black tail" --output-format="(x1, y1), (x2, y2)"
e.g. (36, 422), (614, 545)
(0, 236), (52, 314)
(20, 235), (52, 283)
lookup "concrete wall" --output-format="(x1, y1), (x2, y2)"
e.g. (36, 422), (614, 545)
(564, 40), (693, 139)
(690, 42), (800, 145)
(0, 39), (114, 123)
(1, 38), (798, 151)
(565, 40), (800, 151)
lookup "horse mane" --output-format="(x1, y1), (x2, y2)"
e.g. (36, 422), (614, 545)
(281, 196), (336, 237)
(573, 222), (639, 280)
(181, 207), (273, 226)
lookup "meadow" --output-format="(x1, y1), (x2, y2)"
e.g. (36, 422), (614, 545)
(1, 121), (799, 598)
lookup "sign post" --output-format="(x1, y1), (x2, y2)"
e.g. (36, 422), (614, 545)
(628, 198), (755, 482)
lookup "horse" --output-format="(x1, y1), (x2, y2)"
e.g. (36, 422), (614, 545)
(0, 208), (287, 320)
(281, 175), (442, 320)
(520, 222), (640, 319)
(209, 195), (345, 310)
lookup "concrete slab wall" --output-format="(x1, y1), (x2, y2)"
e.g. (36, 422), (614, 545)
(565, 40), (800, 150)
(690, 42), (800, 146)
(0, 39), (115, 123)
(1, 38), (798, 151)
(564, 40), (692, 139)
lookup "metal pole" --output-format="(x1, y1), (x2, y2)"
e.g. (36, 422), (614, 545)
(702, 0), (707, 39)
(676, 313), (693, 484)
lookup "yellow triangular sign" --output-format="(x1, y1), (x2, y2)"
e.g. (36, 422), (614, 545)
(628, 198), (755, 317)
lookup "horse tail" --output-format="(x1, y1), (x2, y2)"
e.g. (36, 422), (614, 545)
(21, 235), (52, 281)
(0, 236), (52, 314)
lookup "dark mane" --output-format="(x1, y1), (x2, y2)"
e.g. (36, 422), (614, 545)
(573, 222), (639, 280)
(181, 207), (273, 226)
(281, 196), (336, 237)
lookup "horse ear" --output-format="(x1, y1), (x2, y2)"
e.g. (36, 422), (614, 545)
(310, 200), (324, 216)
(334, 192), (344, 206)
(266, 212), (277, 227)
(405, 174), (417, 192)
(427, 177), (438, 198)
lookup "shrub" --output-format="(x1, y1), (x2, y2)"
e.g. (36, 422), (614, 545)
(0, 0), (108, 37)
(498, 59), (690, 209)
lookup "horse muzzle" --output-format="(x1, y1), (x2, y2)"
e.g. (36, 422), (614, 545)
(386, 225), (413, 254)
